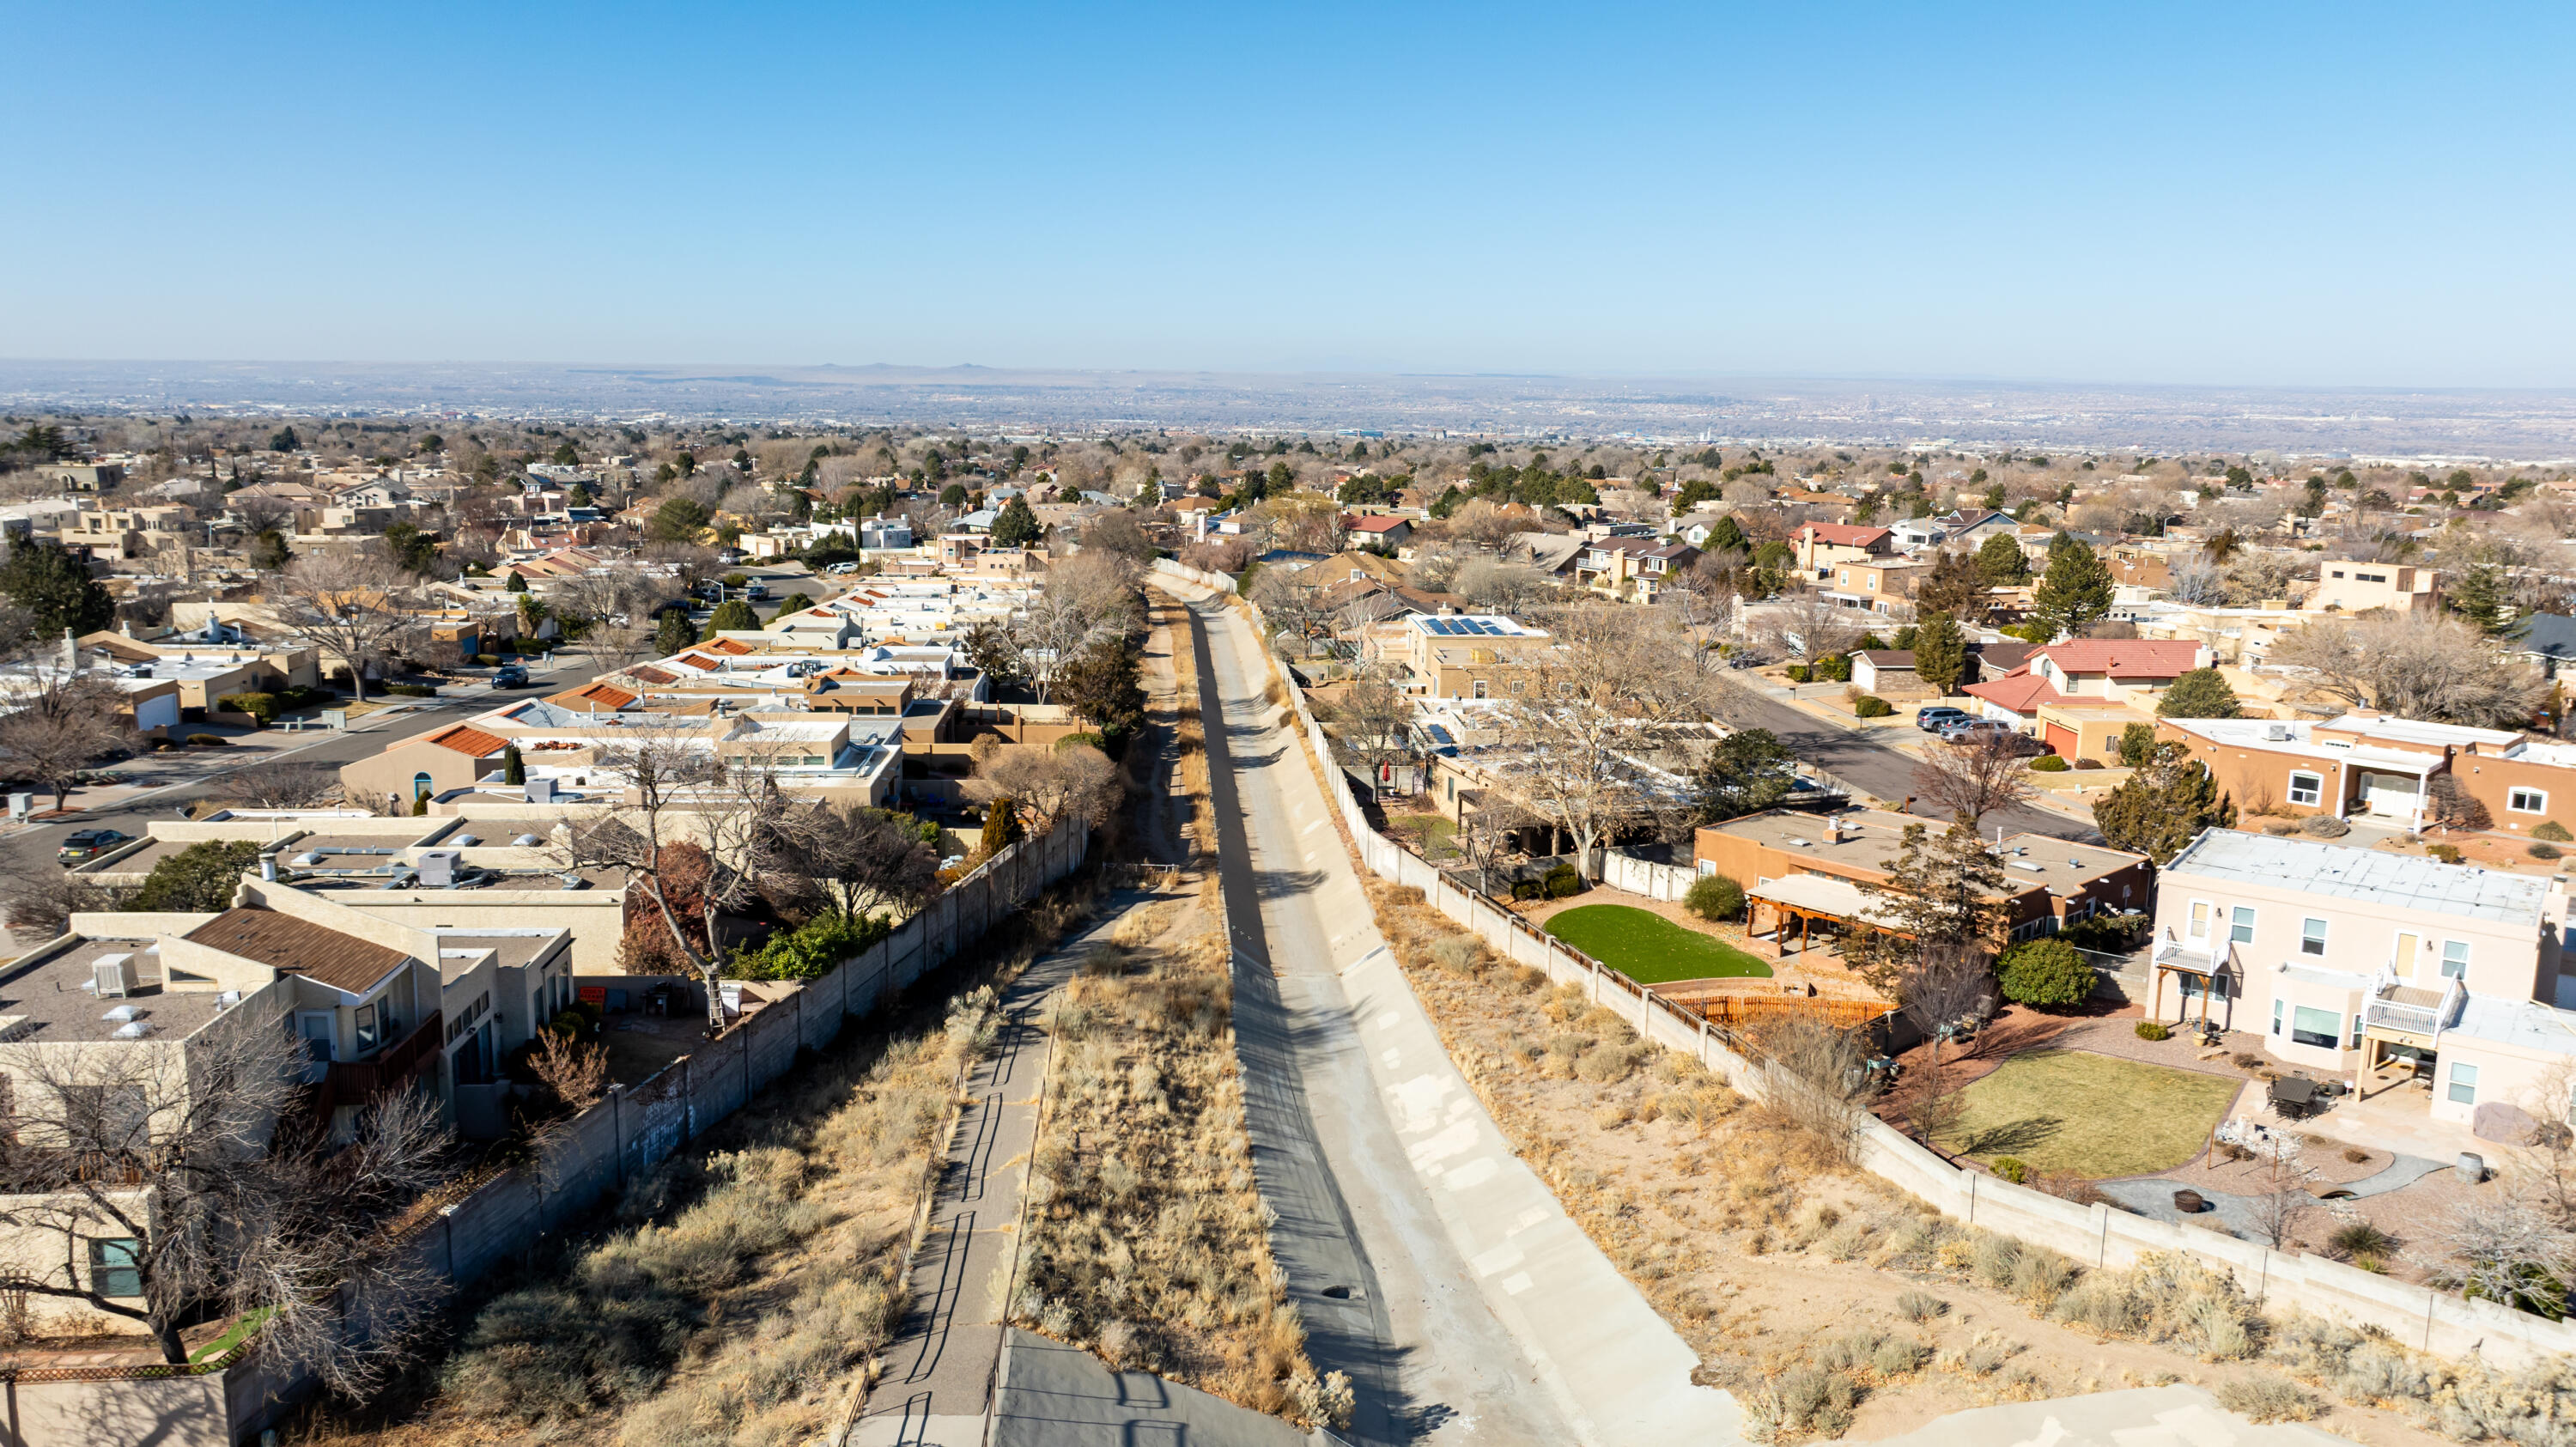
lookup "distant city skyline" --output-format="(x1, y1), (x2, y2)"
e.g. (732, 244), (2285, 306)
(8, 3), (2573, 389)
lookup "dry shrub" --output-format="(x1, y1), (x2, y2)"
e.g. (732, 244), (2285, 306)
(1743, 1365), (1857, 1442)
(1430, 934), (1485, 976)
(1012, 916), (1313, 1420)
(2215, 1371), (2317, 1423)
(2048, 1252), (2259, 1359)
(1895, 1290), (1946, 1322)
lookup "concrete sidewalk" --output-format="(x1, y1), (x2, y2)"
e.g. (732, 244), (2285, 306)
(848, 904), (1131, 1446)
(1874, 1383), (2345, 1445)
(993, 1329), (1312, 1447)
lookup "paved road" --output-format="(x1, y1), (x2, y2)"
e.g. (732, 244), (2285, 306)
(1713, 683), (2099, 842)
(0, 650), (597, 903)
(1180, 588), (1580, 1447)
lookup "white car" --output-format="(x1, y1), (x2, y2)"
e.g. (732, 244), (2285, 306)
(828, 562), (860, 575)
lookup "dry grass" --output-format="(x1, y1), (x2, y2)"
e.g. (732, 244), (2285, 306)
(293, 883), (1105, 1447)
(1011, 904), (1330, 1425)
(1349, 877), (2510, 1444)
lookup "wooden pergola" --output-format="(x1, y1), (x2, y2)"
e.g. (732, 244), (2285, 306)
(2148, 952), (2237, 1034)
(1747, 874), (1911, 958)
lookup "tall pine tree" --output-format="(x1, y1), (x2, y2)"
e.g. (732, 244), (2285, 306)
(1912, 612), (1968, 696)
(0, 539), (116, 640)
(2093, 742), (2236, 862)
(1974, 532), (2030, 583)
(2031, 535), (2114, 640)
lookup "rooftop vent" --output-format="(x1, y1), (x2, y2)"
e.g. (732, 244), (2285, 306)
(112, 1022), (152, 1039)
(450, 834), (481, 848)
(101, 1005), (140, 1023)
(513, 833), (544, 847)
(93, 954), (137, 1000)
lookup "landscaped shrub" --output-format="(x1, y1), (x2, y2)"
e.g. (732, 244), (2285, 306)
(2328, 1222), (2396, 1259)
(1683, 872), (1745, 922)
(2536, 820), (2574, 842)
(1997, 937), (2092, 1007)
(2300, 814), (2350, 837)
(2072, 757), (2104, 769)
(734, 910), (893, 980)
(1510, 879), (1542, 901)
(215, 691), (278, 723)
(2060, 911), (2146, 951)
(2531, 842), (2564, 860)
(1543, 862), (1583, 898)
(386, 683), (440, 697)
(2028, 755), (2069, 772)
(1783, 664), (1813, 684)
(2428, 843), (2465, 865)
(2134, 1020), (2170, 1042)
(1852, 695), (1893, 718)
(2262, 819), (2300, 836)
(474, 653), (501, 666)
(1817, 654), (1853, 683)
(184, 733), (228, 746)
(1991, 1157), (2030, 1184)
(1054, 731), (1103, 751)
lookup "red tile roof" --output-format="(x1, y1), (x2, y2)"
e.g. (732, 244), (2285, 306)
(628, 666), (677, 685)
(2032, 640), (2203, 678)
(423, 725), (507, 757)
(674, 653), (720, 671)
(708, 638), (756, 655)
(1801, 523), (1892, 548)
(548, 682), (637, 710)
(1961, 671), (2068, 715)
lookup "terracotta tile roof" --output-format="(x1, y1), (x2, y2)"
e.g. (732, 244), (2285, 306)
(1962, 671), (2069, 715)
(2032, 640), (2202, 677)
(674, 653), (720, 671)
(628, 666), (677, 685)
(708, 638), (756, 655)
(185, 908), (411, 994)
(1801, 523), (1892, 548)
(547, 682), (637, 710)
(424, 725), (507, 757)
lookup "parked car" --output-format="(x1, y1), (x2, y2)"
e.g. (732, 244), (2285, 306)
(58, 829), (130, 866)
(744, 581), (769, 600)
(492, 664), (530, 688)
(827, 562), (860, 575)
(1915, 707), (1970, 733)
(1943, 720), (2047, 755)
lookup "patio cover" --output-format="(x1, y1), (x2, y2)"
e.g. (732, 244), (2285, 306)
(1748, 874), (1908, 932)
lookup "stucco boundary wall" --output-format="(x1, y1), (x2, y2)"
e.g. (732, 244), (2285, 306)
(1148, 556), (1240, 595)
(37, 818), (1089, 1447)
(1599, 849), (1695, 902)
(1250, 611), (2576, 1372)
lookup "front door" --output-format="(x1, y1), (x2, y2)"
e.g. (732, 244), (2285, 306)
(297, 1012), (336, 1064)
(2393, 933), (2420, 980)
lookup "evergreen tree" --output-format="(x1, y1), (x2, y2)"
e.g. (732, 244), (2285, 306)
(268, 426), (300, 453)
(1974, 532), (2030, 583)
(2031, 536), (2114, 639)
(1844, 823), (2008, 990)
(939, 482), (970, 508)
(2093, 742), (2235, 862)
(1912, 612), (1968, 696)
(246, 530), (293, 572)
(501, 743), (526, 786)
(990, 496), (1042, 547)
(2448, 562), (2512, 635)
(1912, 548), (1990, 621)
(1703, 514), (1749, 555)
(2156, 667), (2241, 720)
(0, 539), (116, 638)
(505, 571), (529, 593)
(702, 599), (760, 636)
(653, 608), (696, 656)
(1692, 727), (1795, 822)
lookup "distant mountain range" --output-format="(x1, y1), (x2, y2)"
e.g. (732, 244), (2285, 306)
(4, 359), (2573, 460)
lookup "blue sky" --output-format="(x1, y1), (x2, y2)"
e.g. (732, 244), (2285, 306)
(8, 2), (2573, 386)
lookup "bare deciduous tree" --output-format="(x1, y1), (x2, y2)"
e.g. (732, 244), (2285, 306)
(1741, 1015), (1880, 1166)
(222, 758), (342, 810)
(1911, 734), (2038, 827)
(1760, 593), (1868, 667)
(2272, 611), (2548, 728)
(1498, 605), (1710, 879)
(0, 1021), (453, 1387)
(803, 805), (943, 919)
(967, 741), (1119, 832)
(264, 550), (422, 702)
(0, 655), (132, 812)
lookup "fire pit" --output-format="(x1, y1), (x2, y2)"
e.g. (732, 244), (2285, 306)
(2172, 1189), (2209, 1213)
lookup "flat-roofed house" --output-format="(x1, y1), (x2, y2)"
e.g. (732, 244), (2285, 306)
(1367, 613), (1553, 699)
(2150, 829), (2570, 1127)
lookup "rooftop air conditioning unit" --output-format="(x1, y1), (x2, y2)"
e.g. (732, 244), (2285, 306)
(416, 850), (460, 888)
(2265, 723), (2292, 742)
(93, 954), (137, 999)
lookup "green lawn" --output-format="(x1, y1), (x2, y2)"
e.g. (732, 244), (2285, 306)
(1543, 903), (1774, 983)
(1940, 1049), (2244, 1179)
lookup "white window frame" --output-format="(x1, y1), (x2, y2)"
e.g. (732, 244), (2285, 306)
(2187, 900), (2212, 943)
(2287, 771), (2324, 808)
(2291, 1006), (2342, 1049)
(2300, 918), (2328, 957)
(2450, 1061), (2479, 1105)
(2229, 906), (2256, 946)
(2510, 787), (2549, 816)
(2271, 998), (2284, 1034)
(2442, 940), (2470, 981)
